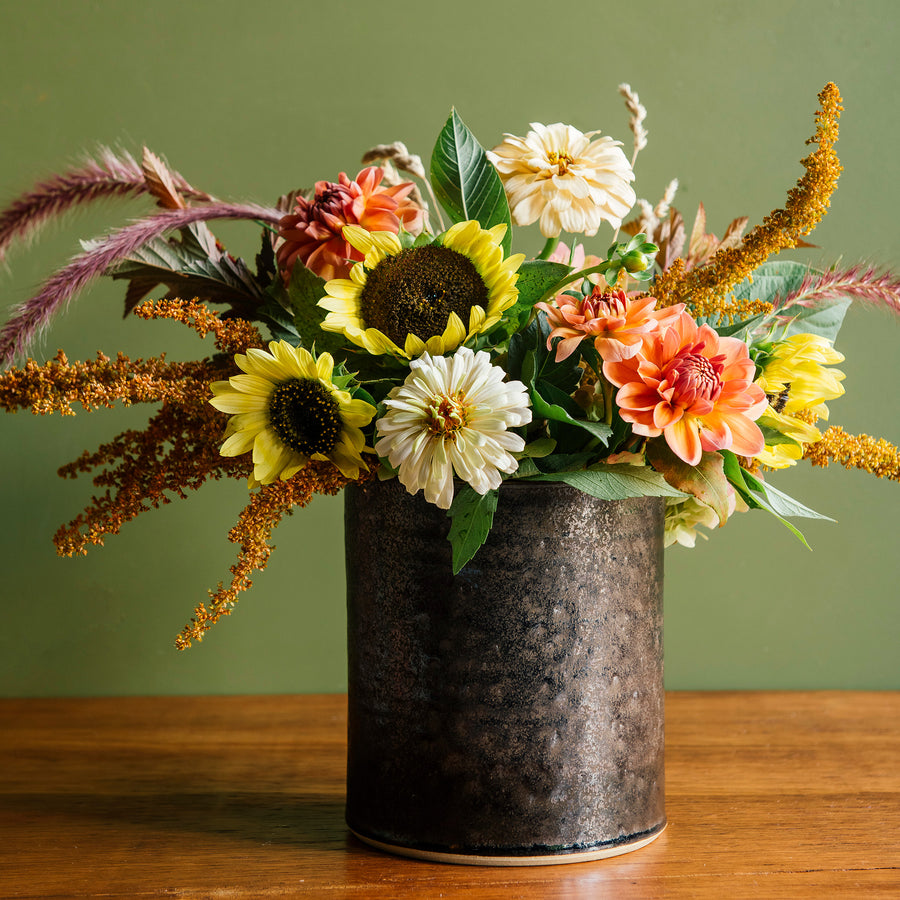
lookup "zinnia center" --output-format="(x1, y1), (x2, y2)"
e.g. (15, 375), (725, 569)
(426, 394), (467, 439)
(268, 379), (342, 456)
(359, 245), (489, 345)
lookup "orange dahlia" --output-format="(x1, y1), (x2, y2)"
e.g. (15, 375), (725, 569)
(603, 312), (767, 465)
(536, 288), (683, 363)
(276, 166), (424, 281)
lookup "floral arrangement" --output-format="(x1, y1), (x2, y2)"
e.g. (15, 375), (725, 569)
(1, 82), (898, 648)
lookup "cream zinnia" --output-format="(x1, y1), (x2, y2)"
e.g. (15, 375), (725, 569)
(488, 122), (636, 237)
(374, 348), (532, 509)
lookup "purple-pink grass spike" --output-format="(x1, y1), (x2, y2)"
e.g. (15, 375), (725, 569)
(1, 149), (141, 262)
(778, 264), (900, 314)
(0, 202), (284, 366)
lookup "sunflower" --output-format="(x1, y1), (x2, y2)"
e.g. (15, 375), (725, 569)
(754, 332), (845, 469)
(318, 221), (525, 359)
(209, 341), (376, 487)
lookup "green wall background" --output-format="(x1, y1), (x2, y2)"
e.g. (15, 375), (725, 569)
(1, 0), (897, 696)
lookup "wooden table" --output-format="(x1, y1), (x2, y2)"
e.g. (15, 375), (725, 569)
(1, 692), (897, 898)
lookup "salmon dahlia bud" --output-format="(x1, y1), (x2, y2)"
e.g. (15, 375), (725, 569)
(536, 288), (683, 363)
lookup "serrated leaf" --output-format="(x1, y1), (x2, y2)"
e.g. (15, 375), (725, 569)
(430, 109), (511, 253)
(446, 486), (498, 574)
(523, 464), (687, 500)
(106, 222), (266, 316)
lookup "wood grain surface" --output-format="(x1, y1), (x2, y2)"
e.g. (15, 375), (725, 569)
(1, 692), (898, 898)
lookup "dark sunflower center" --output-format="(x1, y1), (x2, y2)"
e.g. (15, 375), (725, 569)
(359, 245), (490, 345)
(268, 379), (342, 456)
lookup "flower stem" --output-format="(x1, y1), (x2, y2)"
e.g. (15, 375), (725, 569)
(537, 236), (559, 260)
(602, 376), (615, 427)
(536, 262), (612, 305)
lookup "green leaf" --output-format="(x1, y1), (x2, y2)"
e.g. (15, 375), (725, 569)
(256, 299), (302, 344)
(103, 222), (266, 316)
(732, 260), (813, 306)
(430, 109), (512, 253)
(281, 260), (347, 355)
(446, 486), (499, 574)
(779, 297), (851, 342)
(759, 424), (803, 448)
(514, 437), (557, 459)
(741, 469), (834, 522)
(524, 464), (687, 501)
(500, 260), (571, 333)
(720, 451), (831, 549)
(530, 379), (613, 445)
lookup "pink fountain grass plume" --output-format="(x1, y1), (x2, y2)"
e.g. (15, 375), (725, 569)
(0, 202), (283, 366)
(778, 264), (900, 315)
(0, 148), (211, 263)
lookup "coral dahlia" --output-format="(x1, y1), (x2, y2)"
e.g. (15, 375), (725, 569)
(276, 166), (424, 281)
(604, 312), (768, 465)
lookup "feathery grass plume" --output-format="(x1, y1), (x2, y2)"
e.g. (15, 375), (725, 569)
(654, 83), (843, 316)
(0, 297), (264, 556)
(777, 264), (900, 315)
(0, 202), (282, 367)
(804, 426), (900, 481)
(618, 83), (648, 165)
(0, 349), (222, 415)
(132, 296), (266, 355)
(53, 376), (247, 556)
(175, 462), (376, 649)
(0, 147), (211, 263)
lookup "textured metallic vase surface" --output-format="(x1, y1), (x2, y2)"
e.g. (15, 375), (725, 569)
(344, 478), (666, 864)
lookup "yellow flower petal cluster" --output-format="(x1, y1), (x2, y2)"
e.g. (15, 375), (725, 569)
(318, 222), (524, 359)
(209, 340), (376, 487)
(755, 332), (845, 468)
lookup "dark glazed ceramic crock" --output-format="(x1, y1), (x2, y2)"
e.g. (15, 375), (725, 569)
(344, 478), (666, 865)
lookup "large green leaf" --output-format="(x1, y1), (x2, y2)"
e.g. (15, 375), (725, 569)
(524, 464), (686, 501)
(446, 486), (499, 574)
(732, 260), (813, 306)
(779, 297), (851, 342)
(720, 450), (831, 549)
(270, 259), (347, 354)
(499, 260), (570, 334)
(430, 109), (512, 253)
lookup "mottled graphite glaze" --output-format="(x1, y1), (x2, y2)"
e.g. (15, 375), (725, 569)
(344, 478), (666, 865)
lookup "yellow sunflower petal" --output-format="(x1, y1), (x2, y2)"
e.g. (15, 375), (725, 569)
(209, 390), (269, 415)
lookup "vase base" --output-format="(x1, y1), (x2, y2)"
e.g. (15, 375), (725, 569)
(350, 821), (666, 867)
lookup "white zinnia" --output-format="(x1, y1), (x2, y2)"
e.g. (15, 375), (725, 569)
(488, 122), (636, 238)
(374, 347), (532, 509)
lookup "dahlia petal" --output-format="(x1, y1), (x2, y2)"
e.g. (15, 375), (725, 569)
(664, 417), (702, 466)
(721, 412), (765, 457)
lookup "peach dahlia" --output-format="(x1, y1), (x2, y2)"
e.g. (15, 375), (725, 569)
(603, 312), (768, 465)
